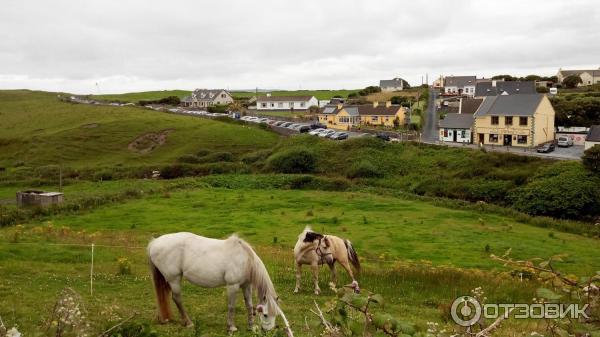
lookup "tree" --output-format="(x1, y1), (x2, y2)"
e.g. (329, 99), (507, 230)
(562, 75), (583, 89)
(582, 145), (600, 175)
(524, 74), (542, 81)
(492, 74), (517, 81)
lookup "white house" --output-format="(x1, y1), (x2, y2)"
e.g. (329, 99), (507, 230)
(379, 78), (406, 92)
(585, 125), (600, 150)
(557, 68), (600, 87)
(443, 76), (477, 96)
(256, 95), (318, 111)
(181, 89), (233, 108)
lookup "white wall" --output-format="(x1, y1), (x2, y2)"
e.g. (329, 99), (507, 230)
(439, 128), (471, 143)
(256, 96), (317, 110)
(585, 142), (599, 150)
(382, 86), (403, 92)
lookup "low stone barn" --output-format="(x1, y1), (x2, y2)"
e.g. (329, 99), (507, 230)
(16, 190), (64, 208)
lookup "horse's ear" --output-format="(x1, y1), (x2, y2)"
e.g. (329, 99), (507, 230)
(323, 237), (330, 247)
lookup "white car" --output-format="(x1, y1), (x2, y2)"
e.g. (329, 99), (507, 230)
(318, 129), (336, 138)
(309, 128), (325, 135)
(557, 136), (573, 147)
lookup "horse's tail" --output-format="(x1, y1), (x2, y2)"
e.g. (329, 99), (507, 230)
(344, 239), (361, 273)
(149, 258), (172, 322)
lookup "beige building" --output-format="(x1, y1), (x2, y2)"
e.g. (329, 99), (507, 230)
(318, 102), (407, 130)
(557, 68), (600, 86)
(181, 89), (234, 108)
(473, 94), (555, 147)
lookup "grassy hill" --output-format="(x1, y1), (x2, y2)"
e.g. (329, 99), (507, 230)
(0, 90), (279, 168)
(1, 177), (599, 336)
(93, 89), (362, 102)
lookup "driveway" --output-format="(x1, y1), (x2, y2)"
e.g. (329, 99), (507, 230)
(422, 87), (438, 142)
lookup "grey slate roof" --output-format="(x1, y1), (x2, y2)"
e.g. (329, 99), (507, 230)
(439, 113), (474, 129)
(474, 94), (544, 117)
(182, 89), (229, 102)
(379, 78), (406, 88)
(444, 76), (477, 88)
(460, 98), (483, 114)
(256, 95), (315, 102)
(587, 125), (600, 142)
(475, 81), (536, 97)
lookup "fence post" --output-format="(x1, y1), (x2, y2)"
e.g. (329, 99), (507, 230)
(90, 243), (94, 296)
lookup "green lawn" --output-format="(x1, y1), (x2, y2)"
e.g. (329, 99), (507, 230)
(0, 90), (279, 168)
(2, 184), (592, 336)
(93, 90), (191, 102)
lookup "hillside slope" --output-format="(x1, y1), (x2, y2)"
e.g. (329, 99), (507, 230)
(0, 90), (279, 168)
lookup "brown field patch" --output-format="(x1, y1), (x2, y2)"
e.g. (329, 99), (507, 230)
(128, 129), (174, 154)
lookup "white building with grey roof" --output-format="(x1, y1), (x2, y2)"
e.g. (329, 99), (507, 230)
(256, 94), (317, 111)
(443, 76), (477, 97)
(181, 89), (234, 108)
(379, 78), (407, 92)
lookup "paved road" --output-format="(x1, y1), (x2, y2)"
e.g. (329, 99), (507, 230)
(422, 87), (438, 142)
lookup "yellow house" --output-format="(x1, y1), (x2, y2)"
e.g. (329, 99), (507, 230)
(473, 94), (555, 147)
(318, 102), (406, 130)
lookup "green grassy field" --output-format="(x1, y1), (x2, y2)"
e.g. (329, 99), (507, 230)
(93, 90), (192, 102)
(93, 89), (361, 103)
(0, 90), (279, 168)
(2, 181), (594, 336)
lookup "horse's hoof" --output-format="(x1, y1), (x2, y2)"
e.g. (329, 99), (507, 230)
(314, 289), (320, 295)
(183, 321), (194, 328)
(293, 288), (299, 294)
(228, 326), (238, 335)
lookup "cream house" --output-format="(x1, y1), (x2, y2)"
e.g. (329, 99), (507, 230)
(473, 94), (555, 147)
(318, 102), (406, 130)
(557, 68), (600, 86)
(181, 89), (233, 108)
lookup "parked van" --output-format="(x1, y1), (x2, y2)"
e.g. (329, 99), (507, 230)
(557, 136), (573, 147)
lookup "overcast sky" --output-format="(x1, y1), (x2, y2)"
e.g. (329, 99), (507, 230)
(1, 0), (599, 94)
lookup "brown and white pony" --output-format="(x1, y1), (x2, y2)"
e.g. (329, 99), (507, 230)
(147, 232), (292, 335)
(293, 226), (360, 295)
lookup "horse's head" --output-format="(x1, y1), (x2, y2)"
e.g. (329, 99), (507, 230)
(315, 236), (334, 264)
(256, 298), (278, 331)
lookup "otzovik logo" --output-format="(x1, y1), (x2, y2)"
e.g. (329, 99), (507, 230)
(450, 296), (482, 327)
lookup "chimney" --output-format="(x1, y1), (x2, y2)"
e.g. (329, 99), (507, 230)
(492, 80), (497, 87)
(372, 101), (379, 108)
(385, 101), (391, 107)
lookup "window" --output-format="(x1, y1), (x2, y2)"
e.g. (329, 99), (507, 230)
(270, 103), (275, 107)
(261, 103), (267, 108)
(489, 134), (499, 143)
(491, 116), (499, 125)
(444, 129), (448, 137)
(278, 102), (283, 108)
(517, 135), (528, 144)
(289, 102), (294, 107)
(300, 102), (305, 107)
(371, 116), (378, 122)
(461, 130), (466, 138)
(505, 116), (513, 126)
(519, 117), (528, 126)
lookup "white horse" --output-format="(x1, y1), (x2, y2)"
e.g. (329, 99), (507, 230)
(147, 232), (292, 335)
(293, 226), (360, 295)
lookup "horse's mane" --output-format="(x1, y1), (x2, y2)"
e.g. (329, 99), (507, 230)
(234, 235), (279, 316)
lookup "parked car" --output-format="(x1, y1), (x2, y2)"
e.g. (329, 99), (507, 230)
(258, 118), (269, 124)
(557, 136), (573, 147)
(318, 129), (336, 138)
(274, 121), (285, 126)
(288, 123), (300, 129)
(310, 123), (326, 130)
(309, 128), (325, 135)
(376, 133), (391, 141)
(536, 142), (555, 153)
(281, 122), (293, 127)
(330, 132), (349, 140)
(298, 125), (311, 133)
(267, 120), (279, 125)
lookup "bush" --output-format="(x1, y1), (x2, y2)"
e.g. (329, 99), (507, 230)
(346, 160), (383, 179)
(509, 162), (600, 219)
(177, 154), (201, 164)
(240, 149), (272, 164)
(201, 151), (234, 163)
(536, 86), (550, 93)
(582, 145), (600, 175)
(266, 148), (317, 173)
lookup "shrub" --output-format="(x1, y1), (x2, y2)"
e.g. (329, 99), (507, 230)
(201, 151), (234, 163)
(582, 145), (600, 175)
(346, 160), (383, 179)
(240, 149), (272, 164)
(266, 147), (317, 173)
(509, 162), (600, 219)
(177, 154), (201, 164)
